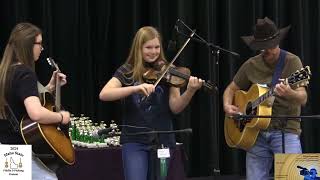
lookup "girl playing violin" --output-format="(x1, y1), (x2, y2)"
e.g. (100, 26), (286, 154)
(99, 26), (204, 180)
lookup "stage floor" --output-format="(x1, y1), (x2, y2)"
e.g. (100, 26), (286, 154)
(187, 175), (246, 180)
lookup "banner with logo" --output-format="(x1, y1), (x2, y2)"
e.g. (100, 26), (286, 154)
(275, 153), (320, 180)
(0, 144), (32, 180)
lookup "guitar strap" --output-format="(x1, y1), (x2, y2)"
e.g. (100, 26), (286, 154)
(271, 49), (287, 86)
(264, 49), (287, 107)
(271, 49), (288, 153)
(4, 105), (20, 133)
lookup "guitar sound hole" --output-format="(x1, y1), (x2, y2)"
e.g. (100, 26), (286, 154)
(238, 102), (257, 132)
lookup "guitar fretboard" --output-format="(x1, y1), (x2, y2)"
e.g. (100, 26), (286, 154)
(250, 66), (311, 109)
(251, 87), (275, 108)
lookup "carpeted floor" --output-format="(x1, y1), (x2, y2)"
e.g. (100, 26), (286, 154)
(187, 175), (246, 180)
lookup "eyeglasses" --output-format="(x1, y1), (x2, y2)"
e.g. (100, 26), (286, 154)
(34, 42), (44, 51)
(34, 42), (43, 46)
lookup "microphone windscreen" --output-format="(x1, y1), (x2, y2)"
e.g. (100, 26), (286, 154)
(167, 40), (177, 52)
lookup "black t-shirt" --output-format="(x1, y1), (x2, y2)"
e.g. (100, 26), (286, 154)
(0, 64), (39, 144)
(113, 63), (176, 148)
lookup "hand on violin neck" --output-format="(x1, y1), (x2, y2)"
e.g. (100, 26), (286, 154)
(186, 76), (204, 93)
(136, 83), (155, 96)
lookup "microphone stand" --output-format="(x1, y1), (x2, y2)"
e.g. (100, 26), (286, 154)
(175, 19), (240, 176)
(175, 19), (240, 92)
(230, 114), (320, 153)
(123, 128), (192, 180)
(175, 19), (240, 58)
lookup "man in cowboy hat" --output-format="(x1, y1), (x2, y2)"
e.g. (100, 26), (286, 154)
(223, 17), (308, 180)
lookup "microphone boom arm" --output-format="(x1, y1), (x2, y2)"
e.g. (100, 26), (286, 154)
(123, 128), (192, 136)
(176, 19), (240, 57)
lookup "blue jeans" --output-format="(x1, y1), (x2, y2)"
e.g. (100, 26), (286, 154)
(32, 156), (57, 180)
(122, 143), (170, 180)
(246, 130), (302, 180)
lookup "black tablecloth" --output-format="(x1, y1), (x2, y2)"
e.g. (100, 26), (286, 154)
(58, 145), (186, 180)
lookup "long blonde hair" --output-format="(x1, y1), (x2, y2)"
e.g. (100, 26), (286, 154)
(126, 26), (167, 82)
(0, 22), (42, 118)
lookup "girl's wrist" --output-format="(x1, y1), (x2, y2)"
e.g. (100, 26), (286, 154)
(59, 112), (64, 124)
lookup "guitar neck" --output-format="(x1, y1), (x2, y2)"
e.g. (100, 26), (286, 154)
(251, 86), (275, 109)
(55, 74), (61, 111)
(46, 57), (63, 111)
(251, 66), (312, 108)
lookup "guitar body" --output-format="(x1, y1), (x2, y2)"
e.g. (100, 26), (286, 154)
(224, 84), (272, 150)
(20, 92), (75, 171)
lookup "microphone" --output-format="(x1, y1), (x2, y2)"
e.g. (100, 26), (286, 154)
(297, 166), (307, 170)
(92, 127), (114, 138)
(167, 40), (177, 52)
(167, 22), (179, 52)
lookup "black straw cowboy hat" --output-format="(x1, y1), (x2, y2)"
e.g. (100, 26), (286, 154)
(241, 17), (291, 50)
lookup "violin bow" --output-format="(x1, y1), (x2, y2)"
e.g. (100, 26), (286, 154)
(140, 30), (196, 103)
(153, 30), (196, 87)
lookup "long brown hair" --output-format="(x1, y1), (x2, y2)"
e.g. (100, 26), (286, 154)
(0, 22), (42, 118)
(126, 26), (167, 82)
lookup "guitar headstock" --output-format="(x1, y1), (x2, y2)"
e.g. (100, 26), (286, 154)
(46, 57), (60, 71)
(287, 66), (311, 88)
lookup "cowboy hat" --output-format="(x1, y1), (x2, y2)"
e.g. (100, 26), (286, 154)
(241, 17), (291, 50)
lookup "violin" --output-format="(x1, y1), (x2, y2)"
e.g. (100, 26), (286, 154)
(142, 60), (216, 94)
(142, 30), (216, 95)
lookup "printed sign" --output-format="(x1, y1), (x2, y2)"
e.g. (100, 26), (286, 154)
(275, 153), (320, 180)
(0, 144), (32, 180)
(157, 148), (170, 158)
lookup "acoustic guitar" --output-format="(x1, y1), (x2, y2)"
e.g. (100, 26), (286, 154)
(20, 57), (75, 171)
(224, 66), (311, 150)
